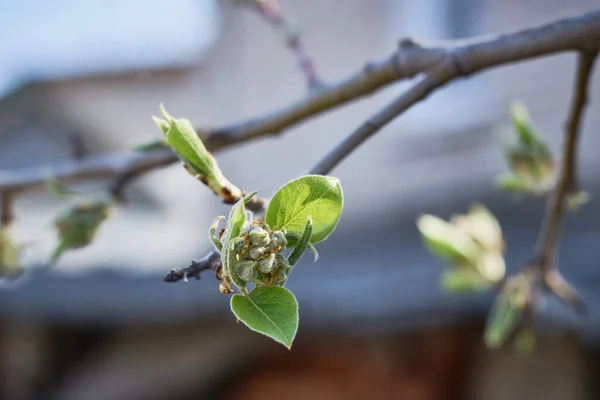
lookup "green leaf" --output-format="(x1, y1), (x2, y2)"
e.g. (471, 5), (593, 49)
(222, 196), (248, 248)
(511, 101), (545, 152)
(496, 173), (530, 193)
(50, 200), (112, 264)
(464, 203), (503, 253)
(230, 286), (299, 349)
(440, 269), (490, 293)
(565, 191), (591, 212)
(475, 252), (506, 284)
(484, 275), (528, 349)
(154, 104), (216, 175)
(287, 217), (312, 266)
(209, 216), (225, 252)
(226, 237), (248, 291)
(416, 214), (481, 265)
(43, 170), (82, 199)
(266, 175), (343, 244)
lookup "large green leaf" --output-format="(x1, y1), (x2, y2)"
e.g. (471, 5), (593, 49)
(230, 286), (299, 349)
(265, 175), (343, 244)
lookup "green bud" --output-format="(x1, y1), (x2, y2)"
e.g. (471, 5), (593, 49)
(565, 191), (590, 212)
(275, 253), (292, 272)
(51, 199), (112, 264)
(43, 170), (82, 199)
(274, 268), (288, 284)
(235, 260), (258, 282)
(248, 245), (266, 261)
(440, 269), (490, 293)
(475, 252), (506, 284)
(209, 216), (225, 252)
(0, 225), (22, 278)
(258, 253), (276, 273)
(416, 214), (481, 266)
(267, 230), (287, 251)
(248, 226), (270, 246)
(452, 203), (503, 254)
(152, 104), (242, 202)
(484, 273), (530, 349)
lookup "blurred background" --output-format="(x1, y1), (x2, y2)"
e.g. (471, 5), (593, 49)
(0, 0), (599, 399)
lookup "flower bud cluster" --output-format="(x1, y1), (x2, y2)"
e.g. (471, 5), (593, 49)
(229, 223), (291, 288)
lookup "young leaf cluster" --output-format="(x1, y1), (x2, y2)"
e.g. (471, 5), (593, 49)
(210, 175), (343, 348)
(417, 203), (505, 293)
(497, 102), (589, 210)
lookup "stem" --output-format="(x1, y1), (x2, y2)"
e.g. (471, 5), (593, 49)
(534, 51), (598, 270)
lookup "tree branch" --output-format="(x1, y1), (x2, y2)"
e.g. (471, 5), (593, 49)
(0, 193), (15, 226)
(531, 51), (598, 313)
(253, 0), (321, 89)
(1, 11), (599, 201)
(163, 251), (222, 283)
(165, 11), (600, 283)
(206, 10), (600, 150)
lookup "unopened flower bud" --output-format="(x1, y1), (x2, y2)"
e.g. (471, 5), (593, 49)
(235, 260), (258, 282)
(248, 245), (266, 260)
(258, 253), (276, 273)
(267, 230), (287, 251)
(248, 226), (270, 246)
(51, 199), (112, 263)
(274, 268), (288, 284)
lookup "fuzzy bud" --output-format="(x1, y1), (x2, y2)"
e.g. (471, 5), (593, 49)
(267, 230), (287, 251)
(258, 253), (276, 273)
(236, 260), (258, 281)
(248, 245), (266, 261)
(248, 226), (270, 246)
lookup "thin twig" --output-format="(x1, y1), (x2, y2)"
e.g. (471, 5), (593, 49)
(534, 51), (598, 268)
(531, 51), (598, 313)
(254, 0), (321, 89)
(310, 58), (459, 174)
(0, 193), (15, 226)
(163, 251), (222, 283)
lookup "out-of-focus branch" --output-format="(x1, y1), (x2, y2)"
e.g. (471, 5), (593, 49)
(1, 10), (599, 203)
(206, 10), (600, 150)
(531, 51), (598, 313)
(253, 0), (321, 89)
(0, 193), (15, 226)
(0, 149), (176, 197)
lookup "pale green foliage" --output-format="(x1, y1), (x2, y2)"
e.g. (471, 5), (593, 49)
(152, 105), (241, 200)
(51, 199), (113, 264)
(498, 102), (590, 210)
(484, 272), (531, 349)
(417, 203), (506, 292)
(266, 175), (343, 244)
